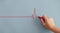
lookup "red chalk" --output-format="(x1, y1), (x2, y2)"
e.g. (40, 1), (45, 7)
(38, 16), (45, 22)
(38, 16), (42, 19)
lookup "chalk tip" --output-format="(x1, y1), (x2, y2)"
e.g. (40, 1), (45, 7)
(38, 16), (42, 19)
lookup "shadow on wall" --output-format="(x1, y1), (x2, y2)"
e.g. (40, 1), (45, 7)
(33, 16), (52, 33)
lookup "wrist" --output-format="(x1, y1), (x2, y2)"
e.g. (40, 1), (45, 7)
(51, 26), (60, 33)
(49, 26), (56, 31)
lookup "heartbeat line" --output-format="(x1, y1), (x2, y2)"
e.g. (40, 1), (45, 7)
(0, 8), (36, 19)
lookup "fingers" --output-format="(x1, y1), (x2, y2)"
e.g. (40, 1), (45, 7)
(38, 14), (47, 22)
(38, 16), (42, 19)
(42, 14), (48, 21)
(40, 18), (45, 25)
(38, 14), (48, 25)
(38, 16), (45, 25)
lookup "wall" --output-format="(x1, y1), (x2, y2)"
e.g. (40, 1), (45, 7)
(0, 0), (60, 33)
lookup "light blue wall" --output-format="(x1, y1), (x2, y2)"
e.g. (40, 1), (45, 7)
(0, 0), (60, 33)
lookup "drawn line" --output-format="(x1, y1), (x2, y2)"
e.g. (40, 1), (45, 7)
(0, 16), (32, 18)
(32, 8), (36, 19)
(0, 8), (36, 19)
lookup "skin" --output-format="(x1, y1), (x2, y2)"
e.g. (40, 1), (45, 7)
(38, 14), (60, 33)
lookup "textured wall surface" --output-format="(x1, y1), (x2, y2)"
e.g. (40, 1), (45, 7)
(0, 0), (60, 33)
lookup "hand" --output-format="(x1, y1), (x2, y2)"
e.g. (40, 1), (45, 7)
(38, 14), (60, 33)
(38, 14), (55, 30)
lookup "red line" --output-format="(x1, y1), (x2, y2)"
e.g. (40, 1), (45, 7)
(0, 16), (32, 18)
(34, 8), (36, 16)
(0, 8), (36, 19)
(32, 8), (36, 19)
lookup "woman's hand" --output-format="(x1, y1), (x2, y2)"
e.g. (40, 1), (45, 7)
(38, 14), (60, 33)
(38, 14), (55, 30)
